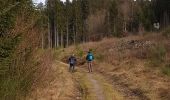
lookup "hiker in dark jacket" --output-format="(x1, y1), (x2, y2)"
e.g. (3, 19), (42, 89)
(86, 50), (94, 73)
(68, 54), (77, 72)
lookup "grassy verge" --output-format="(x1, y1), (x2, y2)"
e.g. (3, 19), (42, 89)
(74, 71), (96, 100)
(162, 64), (170, 76)
(147, 44), (166, 67)
(94, 74), (124, 100)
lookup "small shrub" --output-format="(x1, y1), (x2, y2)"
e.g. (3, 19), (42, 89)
(162, 64), (170, 76)
(77, 50), (84, 57)
(148, 45), (166, 67)
(54, 49), (64, 60)
(75, 45), (84, 57)
(0, 36), (21, 99)
(91, 48), (97, 53)
(95, 54), (104, 61)
(162, 27), (170, 38)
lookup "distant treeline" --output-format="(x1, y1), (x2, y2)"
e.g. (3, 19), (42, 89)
(1, 0), (170, 48)
(43, 0), (170, 48)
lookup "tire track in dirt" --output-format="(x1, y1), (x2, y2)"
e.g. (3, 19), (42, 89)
(111, 74), (150, 100)
(59, 61), (150, 100)
(87, 74), (105, 100)
(73, 67), (124, 100)
(96, 71), (150, 100)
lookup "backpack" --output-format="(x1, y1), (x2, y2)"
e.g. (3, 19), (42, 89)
(88, 54), (93, 61)
(70, 57), (75, 64)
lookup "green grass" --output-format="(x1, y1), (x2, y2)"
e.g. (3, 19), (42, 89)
(75, 45), (84, 57)
(74, 72), (96, 100)
(162, 27), (170, 38)
(148, 44), (166, 67)
(95, 54), (104, 61)
(162, 64), (170, 76)
(94, 74), (124, 100)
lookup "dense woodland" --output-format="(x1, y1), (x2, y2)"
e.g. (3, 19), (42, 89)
(0, 0), (170, 99)
(45, 0), (170, 48)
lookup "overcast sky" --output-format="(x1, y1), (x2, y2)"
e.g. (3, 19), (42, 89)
(33, 0), (45, 4)
(32, 0), (72, 4)
(33, 0), (151, 4)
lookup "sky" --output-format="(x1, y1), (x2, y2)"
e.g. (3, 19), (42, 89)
(33, 0), (45, 4)
(32, 0), (71, 4)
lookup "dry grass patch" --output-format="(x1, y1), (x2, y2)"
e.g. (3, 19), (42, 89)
(26, 61), (79, 100)
(74, 70), (96, 100)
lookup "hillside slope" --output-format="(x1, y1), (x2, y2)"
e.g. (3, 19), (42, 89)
(26, 61), (80, 100)
(59, 34), (170, 100)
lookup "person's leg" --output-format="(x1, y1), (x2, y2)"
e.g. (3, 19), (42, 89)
(88, 62), (91, 72)
(72, 65), (75, 72)
(69, 64), (72, 72)
(70, 64), (74, 72)
(90, 62), (93, 72)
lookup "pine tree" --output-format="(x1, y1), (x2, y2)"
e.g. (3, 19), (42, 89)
(109, 0), (118, 36)
(81, 0), (89, 42)
(59, 1), (65, 47)
(153, 0), (170, 28)
(65, 0), (71, 47)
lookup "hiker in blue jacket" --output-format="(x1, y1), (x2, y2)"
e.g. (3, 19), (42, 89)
(86, 50), (94, 73)
(68, 54), (77, 72)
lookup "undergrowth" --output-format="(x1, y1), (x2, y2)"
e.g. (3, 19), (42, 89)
(162, 64), (170, 76)
(162, 27), (170, 38)
(75, 45), (84, 57)
(0, 35), (50, 99)
(148, 44), (166, 67)
(0, 35), (21, 99)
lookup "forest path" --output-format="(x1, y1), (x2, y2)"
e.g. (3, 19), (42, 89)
(69, 63), (124, 100)
(87, 73), (105, 100)
(26, 61), (124, 100)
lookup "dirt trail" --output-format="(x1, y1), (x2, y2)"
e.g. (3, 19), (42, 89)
(73, 67), (124, 100)
(26, 61), (123, 100)
(59, 62), (109, 100)
(87, 74), (105, 100)
(58, 61), (124, 100)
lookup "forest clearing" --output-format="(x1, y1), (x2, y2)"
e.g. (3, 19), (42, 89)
(0, 0), (170, 100)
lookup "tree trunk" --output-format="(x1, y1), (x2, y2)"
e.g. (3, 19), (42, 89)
(50, 29), (52, 48)
(83, 21), (86, 43)
(73, 26), (76, 45)
(75, 18), (78, 44)
(107, 11), (110, 37)
(113, 19), (116, 34)
(163, 11), (169, 28)
(61, 30), (63, 48)
(47, 0), (51, 48)
(48, 17), (51, 48)
(54, 22), (57, 48)
(66, 20), (69, 47)
(42, 32), (44, 49)
(57, 28), (59, 47)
